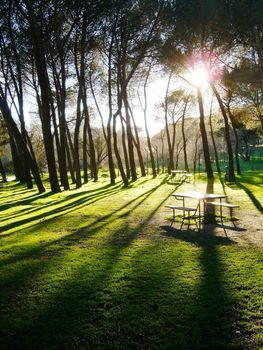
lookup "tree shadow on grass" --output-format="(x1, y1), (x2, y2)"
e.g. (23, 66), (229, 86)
(6, 207), (245, 350)
(0, 181), (117, 213)
(0, 183), (124, 236)
(0, 177), (179, 349)
(236, 182), (263, 213)
(0, 177), (157, 225)
(0, 177), (172, 263)
(158, 224), (245, 349)
(3, 176), (250, 348)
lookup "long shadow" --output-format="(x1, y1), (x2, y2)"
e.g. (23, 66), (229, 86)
(89, 176), (171, 225)
(2, 176), (254, 349)
(237, 182), (263, 213)
(0, 181), (117, 213)
(2, 176), (169, 260)
(106, 177), (177, 246)
(0, 178), (172, 340)
(0, 181), (122, 224)
(238, 172), (263, 186)
(1, 181), (165, 303)
(1, 177), (172, 262)
(0, 177), (170, 264)
(160, 224), (244, 349)
(0, 184), (123, 237)
(219, 175), (227, 196)
(0, 190), (56, 213)
(0, 178), (178, 349)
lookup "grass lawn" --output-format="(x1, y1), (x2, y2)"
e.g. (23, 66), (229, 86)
(0, 173), (263, 349)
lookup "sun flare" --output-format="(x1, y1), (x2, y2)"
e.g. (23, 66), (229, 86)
(188, 67), (209, 87)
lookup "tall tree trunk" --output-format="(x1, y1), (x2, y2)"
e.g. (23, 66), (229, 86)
(139, 64), (156, 177)
(66, 125), (75, 169)
(77, 10), (98, 182)
(9, 137), (23, 181)
(210, 83), (235, 181)
(84, 105), (97, 181)
(0, 92), (45, 193)
(113, 114), (129, 187)
(24, 0), (60, 192)
(171, 118), (177, 168)
(83, 114), (88, 183)
(193, 133), (199, 175)
(208, 100), (221, 175)
(65, 135), (76, 184)
(175, 143), (184, 170)
(120, 114), (130, 179)
(123, 89), (137, 181)
(106, 125), (116, 184)
(0, 157), (7, 182)
(107, 20), (117, 185)
(129, 106), (146, 176)
(259, 114), (263, 130)
(181, 101), (189, 172)
(49, 47), (69, 190)
(50, 98), (64, 185)
(161, 134), (164, 174)
(196, 87), (214, 180)
(227, 106), (241, 175)
(164, 72), (174, 173)
(58, 64), (70, 190)
(0, 27), (33, 188)
(73, 89), (82, 188)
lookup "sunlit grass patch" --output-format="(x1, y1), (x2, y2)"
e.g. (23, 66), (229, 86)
(0, 173), (262, 349)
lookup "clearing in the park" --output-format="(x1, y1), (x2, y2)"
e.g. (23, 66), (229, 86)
(0, 173), (262, 349)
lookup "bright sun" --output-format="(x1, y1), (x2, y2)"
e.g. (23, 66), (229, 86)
(188, 67), (209, 87)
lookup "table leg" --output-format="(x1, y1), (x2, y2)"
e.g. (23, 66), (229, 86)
(199, 200), (201, 231)
(220, 198), (223, 223)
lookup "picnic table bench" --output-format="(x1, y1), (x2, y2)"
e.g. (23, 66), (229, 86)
(171, 170), (192, 183)
(165, 204), (199, 229)
(208, 201), (240, 221)
(165, 191), (240, 229)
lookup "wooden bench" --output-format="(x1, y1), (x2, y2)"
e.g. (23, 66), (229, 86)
(165, 204), (199, 228)
(209, 202), (240, 220)
(183, 173), (192, 182)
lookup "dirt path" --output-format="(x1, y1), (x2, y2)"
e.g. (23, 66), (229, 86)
(154, 205), (263, 248)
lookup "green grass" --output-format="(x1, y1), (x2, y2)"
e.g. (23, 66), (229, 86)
(0, 173), (263, 349)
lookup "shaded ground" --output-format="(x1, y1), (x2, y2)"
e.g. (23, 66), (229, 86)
(0, 174), (262, 350)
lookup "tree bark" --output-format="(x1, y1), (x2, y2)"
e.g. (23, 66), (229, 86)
(24, 0), (60, 192)
(77, 10), (98, 182)
(139, 64), (156, 177)
(65, 134), (76, 184)
(210, 83), (235, 181)
(208, 101), (221, 175)
(129, 105), (146, 177)
(83, 113), (89, 183)
(113, 114), (129, 187)
(120, 114), (130, 179)
(0, 92), (45, 193)
(73, 88), (82, 188)
(181, 101), (189, 172)
(0, 157), (7, 182)
(9, 137), (24, 181)
(164, 72), (174, 173)
(123, 88), (137, 181)
(227, 106), (241, 175)
(197, 87), (214, 180)
(106, 20), (117, 184)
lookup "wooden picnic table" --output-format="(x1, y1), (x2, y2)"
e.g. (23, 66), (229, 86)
(171, 170), (187, 182)
(171, 191), (227, 228)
